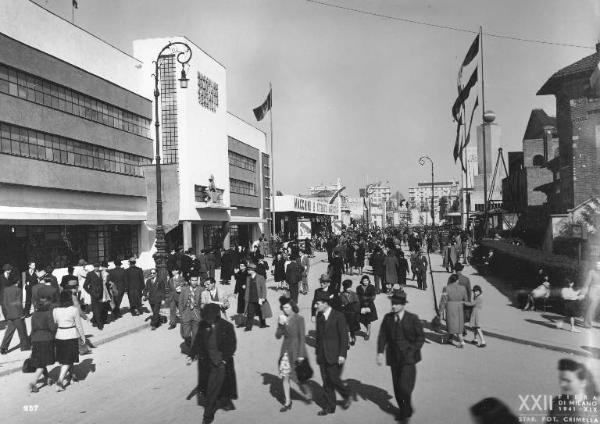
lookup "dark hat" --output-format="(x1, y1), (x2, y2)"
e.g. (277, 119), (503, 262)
(93, 262), (101, 268)
(44, 265), (54, 273)
(314, 290), (333, 303)
(454, 263), (464, 271)
(319, 274), (331, 283)
(77, 259), (87, 266)
(342, 279), (353, 289)
(247, 262), (257, 270)
(391, 293), (408, 305)
(279, 296), (292, 306)
(114, 259), (122, 266)
(129, 257), (137, 263)
(101, 260), (109, 268)
(2, 263), (12, 271)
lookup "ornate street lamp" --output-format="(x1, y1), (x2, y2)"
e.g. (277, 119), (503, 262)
(152, 41), (192, 285)
(418, 156), (435, 227)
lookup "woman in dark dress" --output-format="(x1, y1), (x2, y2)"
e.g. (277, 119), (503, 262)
(272, 252), (286, 291)
(233, 262), (248, 327)
(356, 275), (378, 340)
(28, 297), (57, 392)
(340, 279), (360, 346)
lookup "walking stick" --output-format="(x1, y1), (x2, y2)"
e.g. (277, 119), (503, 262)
(426, 248), (442, 332)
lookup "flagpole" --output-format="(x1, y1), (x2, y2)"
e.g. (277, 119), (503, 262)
(269, 82), (275, 240)
(480, 26), (488, 237)
(461, 102), (468, 230)
(72, 2), (75, 24)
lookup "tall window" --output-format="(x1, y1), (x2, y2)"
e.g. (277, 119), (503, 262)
(0, 63), (151, 137)
(228, 150), (256, 172)
(159, 55), (179, 164)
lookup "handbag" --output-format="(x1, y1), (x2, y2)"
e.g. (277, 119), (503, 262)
(22, 357), (36, 373)
(295, 358), (313, 383)
(260, 299), (273, 319)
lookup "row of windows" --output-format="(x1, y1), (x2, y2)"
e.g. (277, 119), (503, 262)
(229, 178), (256, 196)
(0, 122), (150, 177)
(159, 56), (179, 164)
(228, 150), (256, 172)
(0, 63), (151, 138)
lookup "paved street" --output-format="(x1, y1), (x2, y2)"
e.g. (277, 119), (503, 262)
(2, 250), (599, 424)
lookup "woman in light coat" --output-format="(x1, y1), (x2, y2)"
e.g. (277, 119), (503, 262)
(445, 274), (467, 348)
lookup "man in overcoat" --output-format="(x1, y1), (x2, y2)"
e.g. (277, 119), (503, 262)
(244, 263), (267, 331)
(109, 259), (126, 318)
(125, 258), (144, 316)
(143, 269), (166, 330)
(285, 257), (303, 303)
(188, 303), (237, 424)
(314, 290), (352, 416)
(167, 268), (186, 329)
(180, 276), (203, 347)
(376, 293), (425, 423)
(83, 263), (109, 330)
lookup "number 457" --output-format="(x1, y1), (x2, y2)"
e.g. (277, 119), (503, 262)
(23, 405), (39, 412)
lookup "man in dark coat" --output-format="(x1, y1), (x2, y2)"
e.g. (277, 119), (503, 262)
(84, 263), (109, 330)
(220, 249), (234, 284)
(198, 250), (210, 283)
(285, 257), (303, 304)
(377, 293), (425, 423)
(23, 261), (38, 317)
(188, 304), (237, 424)
(125, 258), (144, 316)
(414, 251), (428, 291)
(396, 251), (409, 287)
(167, 268), (186, 329)
(143, 269), (166, 330)
(0, 275), (30, 354)
(206, 250), (217, 280)
(311, 274), (338, 320)
(256, 254), (270, 280)
(329, 250), (345, 293)
(109, 259), (127, 319)
(314, 290), (352, 415)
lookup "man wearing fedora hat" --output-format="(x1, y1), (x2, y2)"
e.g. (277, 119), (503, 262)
(125, 257), (144, 316)
(314, 289), (352, 416)
(244, 263), (268, 331)
(376, 293), (424, 423)
(311, 274), (337, 322)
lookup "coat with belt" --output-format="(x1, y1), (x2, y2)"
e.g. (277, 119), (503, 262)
(315, 308), (348, 365)
(179, 285), (203, 321)
(377, 311), (425, 366)
(190, 317), (238, 400)
(143, 277), (166, 304)
(2, 284), (24, 320)
(124, 266), (144, 293)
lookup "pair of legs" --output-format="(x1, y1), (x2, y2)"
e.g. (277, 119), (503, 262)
(468, 326), (486, 345)
(281, 374), (311, 410)
(449, 332), (465, 347)
(181, 317), (200, 346)
(149, 302), (162, 329)
(319, 363), (350, 413)
(391, 363), (416, 421)
(245, 302), (265, 330)
(29, 367), (51, 392)
(0, 318), (30, 352)
(56, 363), (78, 391)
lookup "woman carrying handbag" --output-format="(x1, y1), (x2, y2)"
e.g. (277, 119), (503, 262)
(275, 296), (312, 412)
(357, 275), (378, 341)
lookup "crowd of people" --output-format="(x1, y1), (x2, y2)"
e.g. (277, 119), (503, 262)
(1, 223), (598, 423)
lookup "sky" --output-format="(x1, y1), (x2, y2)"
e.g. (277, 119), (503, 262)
(33, 0), (600, 198)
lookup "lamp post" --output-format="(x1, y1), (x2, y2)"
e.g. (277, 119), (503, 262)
(152, 41), (192, 286)
(419, 156), (435, 228)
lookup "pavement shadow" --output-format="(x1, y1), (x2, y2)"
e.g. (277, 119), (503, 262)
(345, 378), (397, 417)
(75, 358), (96, 380)
(260, 372), (285, 404)
(524, 318), (558, 330)
(581, 346), (600, 359)
(0, 320), (6, 331)
(421, 320), (448, 345)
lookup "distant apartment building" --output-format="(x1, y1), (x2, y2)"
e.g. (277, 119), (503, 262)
(408, 181), (459, 220)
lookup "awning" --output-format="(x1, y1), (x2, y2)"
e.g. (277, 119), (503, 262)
(0, 206), (146, 222)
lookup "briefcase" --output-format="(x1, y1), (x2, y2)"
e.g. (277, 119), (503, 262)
(295, 358), (313, 383)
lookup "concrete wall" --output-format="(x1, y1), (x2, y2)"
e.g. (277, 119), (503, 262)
(0, 0), (147, 97)
(133, 37), (230, 222)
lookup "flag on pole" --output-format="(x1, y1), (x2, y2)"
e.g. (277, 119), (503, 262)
(253, 89), (272, 121)
(452, 67), (477, 122)
(458, 34), (479, 81)
(72, 0), (78, 8)
(462, 96), (479, 151)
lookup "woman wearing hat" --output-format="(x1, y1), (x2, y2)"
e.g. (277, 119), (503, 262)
(357, 275), (378, 341)
(275, 296), (311, 412)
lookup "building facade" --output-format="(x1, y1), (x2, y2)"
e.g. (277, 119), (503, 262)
(408, 181), (459, 221)
(133, 37), (269, 254)
(0, 0), (153, 270)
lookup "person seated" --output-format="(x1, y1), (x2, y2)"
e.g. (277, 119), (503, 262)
(523, 278), (551, 311)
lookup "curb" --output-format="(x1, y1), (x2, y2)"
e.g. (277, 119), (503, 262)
(481, 329), (594, 359)
(0, 321), (150, 378)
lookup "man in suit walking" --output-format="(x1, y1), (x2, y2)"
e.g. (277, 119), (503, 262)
(244, 263), (267, 331)
(179, 276), (203, 347)
(143, 269), (166, 330)
(314, 290), (352, 416)
(125, 258), (144, 316)
(0, 271), (30, 354)
(109, 259), (127, 319)
(84, 263), (109, 330)
(167, 268), (186, 329)
(377, 293), (425, 423)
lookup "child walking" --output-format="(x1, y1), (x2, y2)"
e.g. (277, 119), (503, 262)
(465, 285), (486, 347)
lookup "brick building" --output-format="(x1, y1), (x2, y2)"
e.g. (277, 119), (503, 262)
(536, 44), (600, 214)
